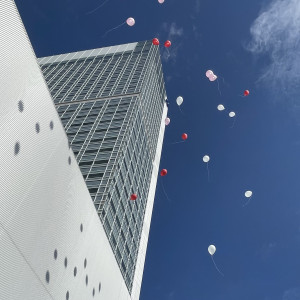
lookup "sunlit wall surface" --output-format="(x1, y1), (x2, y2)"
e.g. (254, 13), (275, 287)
(38, 41), (167, 295)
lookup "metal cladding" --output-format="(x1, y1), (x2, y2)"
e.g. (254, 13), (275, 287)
(0, 1), (166, 299)
(39, 42), (167, 294)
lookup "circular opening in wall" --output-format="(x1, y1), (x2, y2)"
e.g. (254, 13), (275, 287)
(68, 156), (71, 165)
(35, 122), (40, 134)
(92, 288), (95, 297)
(45, 271), (50, 283)
(85, 275), (88, 286)
(14, 142), (20, 156)
(84, 258), (87, 269)
(18, 100), (24, 112)
(54, 249), (58, 260)
(66, 291), (69, 300)
(64, 257), (68, 268)
(80, 224), (83, 232)
(50, 121), (54, 130)
(74, 267), (77, 277)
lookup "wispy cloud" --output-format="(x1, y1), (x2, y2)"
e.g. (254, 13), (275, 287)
(248, 0), (300, 99)
(257, 242), (276, 261)
(195, 0), (201, 14)
(167, 290), (176, 299)
(283, 287), (300, 300)
(160, 22), (184, 62)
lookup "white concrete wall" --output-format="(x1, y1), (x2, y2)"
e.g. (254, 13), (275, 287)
(0, 2), (131, 299)
(130, 104), (168, 300)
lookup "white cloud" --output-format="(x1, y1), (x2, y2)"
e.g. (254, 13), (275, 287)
(248, 0), (300, 98)
(160, 22), (183, 62)
(283, 287), (300, 300)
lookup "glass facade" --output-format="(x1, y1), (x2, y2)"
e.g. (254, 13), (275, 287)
(38, 40), (166, 292)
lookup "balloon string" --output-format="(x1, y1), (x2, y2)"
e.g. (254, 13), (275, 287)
(211, 255), (224, 277)
(171, 141), (185, 145)
(219, 75), (226, 85)
(230, 117), (236, 129)
(160, 180), (171, 203)
(243, 196), (252, 207)
(178, 106), (185, 116)
(86, 0), (110, 14)
(206, 162), (210, 182)
(102, 21), (126, 38)
(166, 48), (171, 60)
(216, 79), (222, 96)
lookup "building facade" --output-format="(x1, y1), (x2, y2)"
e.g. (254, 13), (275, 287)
(38, 41), (167, 296)
(1, 1), (148, 299)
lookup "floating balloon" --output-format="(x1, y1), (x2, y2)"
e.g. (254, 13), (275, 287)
(126, 17), (135, 26)
(206, 70), (218, 81)
(245, 191), (252, 198)
(209, 74), (218, 82)
(158, 0), (165, 3)
(203, 155), (210, 163)
(208, 245), (216, 255)
(203, 155), (210, 181)
(244, 90), (250, 96)
(165, 117), (170, 126)
(176, 96), (183, 106)
(164, 40), (171, 48)
(152, 38), (159, 46)
(181, 133), (188, 140)
(208, 244), (224, 276)
(160, 169), (167, 176)
(206, 70), (214, 78)
(243, 190), (253, 207)
(103, 18), (135, 37)
(229, 111), (236, 117)
(217, 104), (225, 111)
(130, 194), (137, 201)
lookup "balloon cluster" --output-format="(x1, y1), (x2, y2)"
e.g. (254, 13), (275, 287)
(152, 38), (172, 48)
(206, 70), (218, 82)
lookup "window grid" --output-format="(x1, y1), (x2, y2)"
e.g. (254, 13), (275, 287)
(39, 40), (166, 293)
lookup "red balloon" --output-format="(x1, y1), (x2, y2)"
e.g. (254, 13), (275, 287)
(244, 90), (250, 96)
(160, 169), (167, 176)
(152, 38), (160, 46)
(130, 194), (137, 201)
(164, 40), (171, 48)
(181, 133), (188, 140)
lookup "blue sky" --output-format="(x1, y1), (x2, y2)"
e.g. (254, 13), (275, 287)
(15, 0), (300, 299)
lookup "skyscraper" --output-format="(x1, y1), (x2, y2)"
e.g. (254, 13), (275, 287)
(38, 41), (167, 296)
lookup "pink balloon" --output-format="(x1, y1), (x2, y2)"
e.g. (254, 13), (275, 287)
(165, 117), (170, 126)
(158, 0), (165, 3)
(209, 74), (218, 82)
(206, 70), (214, 78)
(126, 17), (135, 26)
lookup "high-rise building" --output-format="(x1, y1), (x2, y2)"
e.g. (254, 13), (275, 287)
(38, 41), (167, 296)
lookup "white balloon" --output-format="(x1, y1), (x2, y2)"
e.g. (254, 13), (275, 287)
(158, 0), (165, 3)
(229, 111), (236, 117)
(165, 117), (170, 126)
(245, 191), (252, 198)
(208, 245), (216, 255)
(203, 155), (210, 163)
(206, 70), (214, 78)
(217, 104), (225, 111)
(176, 96), (183, 106)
